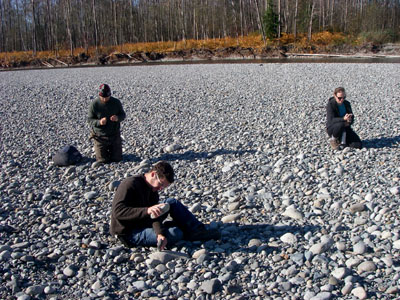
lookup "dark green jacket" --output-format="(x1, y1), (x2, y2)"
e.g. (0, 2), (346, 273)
(88, 96), (126, 136)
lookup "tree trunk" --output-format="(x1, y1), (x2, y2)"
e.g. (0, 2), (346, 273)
(253, 0), (266, 45)
(284, 0), (289, 33)
(230, 0), (239, 44)
(308, 0), (315, 42)
(344, 0), (348, 31)
(294, 0), (298, 40)
(112, 0), (118, 46)
(92, 0), (98, 53)
(278, 0), (281, 37)
(64, 0), (73, 56)
(239, 0), (244, 36)
(0, 0), (5, 52)
(181, 0), (186, 41)
(31, 0), (37, 56)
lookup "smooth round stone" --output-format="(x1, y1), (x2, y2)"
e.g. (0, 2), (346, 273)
(381, 255), (393, 267)
(357, 261), (376, 274)
(393, 239), (400, 249)
(342, 283), (353, 295)
(349, 203), (366, 213)
(108, 181), (120, 191)
(331, 267), (349, 280)
(282, 206), (303, 220)
(187, 281), (198, 290)
(280, 233), (297, 244)
(353, 241), (367, 254)
(309, 243), (330, 255)
(365, 193), (374, 201)
(351, 286), (367, 299)
(91, 280), (102, 290)
(192, 249), (207, 259)
(84, 191), (97, 200)
(386, 286), (399, 294)
(200, 279), (222, 294)
(131, 281), (147, 290)
(63, 265), (76, 277)
(164, 144), (181, 153)
(336, 241), (346, 251)
(335, 166), (344, 175)
(189, 203), (201, 213)
(346, 258), (362, 268)
(227, 202), (240, 211)
(248, 239), (262, 248)
(309, 291), (331, 300)
(221, 214), (240, 223)
(389, 187), (400, 195)
(25, 285), (44, 296)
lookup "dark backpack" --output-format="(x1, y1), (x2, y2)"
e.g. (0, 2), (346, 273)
(52, 145), (82, 166)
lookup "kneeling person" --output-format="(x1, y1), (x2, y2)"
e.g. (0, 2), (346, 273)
(110, 161), (220, 250)
(88, 84), (126, 163)
(326, 87), (362, 150)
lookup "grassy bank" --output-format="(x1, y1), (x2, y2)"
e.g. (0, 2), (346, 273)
(1, 32), (397, 69)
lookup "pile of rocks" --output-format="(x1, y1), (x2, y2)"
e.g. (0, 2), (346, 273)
(0, 63), (399, 299)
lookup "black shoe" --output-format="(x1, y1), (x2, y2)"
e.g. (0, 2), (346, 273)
(186, 228), (221, 242)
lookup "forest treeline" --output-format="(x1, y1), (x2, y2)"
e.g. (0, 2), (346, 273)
(1, 0), (400, 55)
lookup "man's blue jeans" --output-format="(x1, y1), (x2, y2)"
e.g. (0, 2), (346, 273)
(127, 198), (203, 248)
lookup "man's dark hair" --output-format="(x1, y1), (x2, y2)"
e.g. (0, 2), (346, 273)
(152, 161), (175, 183)
(334, 87), (346, 95)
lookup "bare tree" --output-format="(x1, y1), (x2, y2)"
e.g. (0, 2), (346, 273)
(253, 0), (266, 45)
(31, 0), (37, 56)
(308, 0), (315, 41)
(294, 0), (298, 40)
(92, 0), (98, 53)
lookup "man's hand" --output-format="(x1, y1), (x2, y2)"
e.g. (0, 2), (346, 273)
(344, 113), (353, 122)
(147, 204), (165, 218)
(110, 115), (119, 122)
(99, 117), (107, 125)
(157, 234), (167, 251)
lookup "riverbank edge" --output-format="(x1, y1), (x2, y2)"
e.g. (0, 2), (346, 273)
(2, 43), (400, 71)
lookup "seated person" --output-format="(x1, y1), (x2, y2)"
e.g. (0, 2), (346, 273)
(110, 161), (220, 250)
(326, 87), (362, 150)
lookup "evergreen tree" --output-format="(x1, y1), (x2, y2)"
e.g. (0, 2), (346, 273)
(263, 2), (279, 39)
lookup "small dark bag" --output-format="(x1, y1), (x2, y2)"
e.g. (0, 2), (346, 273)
(52, 145), (82, 166)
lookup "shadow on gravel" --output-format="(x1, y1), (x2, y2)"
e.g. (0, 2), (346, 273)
(155, 148), (256, 162)
(362, 135), (400, 148)
(216, 223), (321, 253)
(123, 153), (142, 162)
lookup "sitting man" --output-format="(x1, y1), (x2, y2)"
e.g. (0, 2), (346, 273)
(88, 84), (126, 163)
(326, 87), (362, 150)
(110, 161), (220, 250)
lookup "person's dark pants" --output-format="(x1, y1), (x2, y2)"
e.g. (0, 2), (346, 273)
(93, 134), (122, 163)
(123, 198), (204, 248)
(327, 123), (362, 149)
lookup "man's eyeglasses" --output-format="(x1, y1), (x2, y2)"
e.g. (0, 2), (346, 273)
(156, 173), (169, 189)
(337, 96), (345, 100)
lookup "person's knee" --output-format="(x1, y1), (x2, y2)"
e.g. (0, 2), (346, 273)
(164, 198), (179, 205)
(166, 227), (183, 245)
(95, 143), (111, 162)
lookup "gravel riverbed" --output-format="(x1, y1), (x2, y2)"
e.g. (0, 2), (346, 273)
(1, 63), (400, 300)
